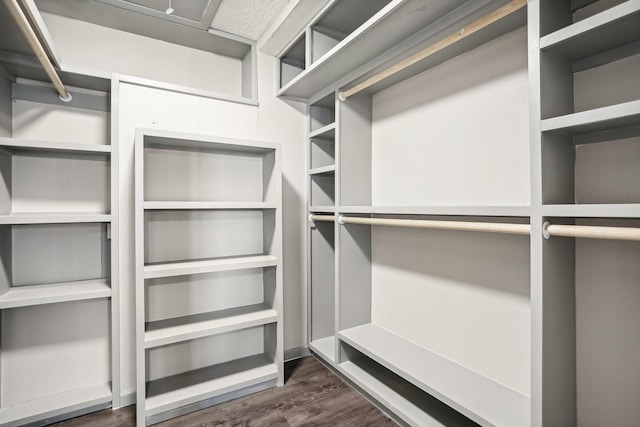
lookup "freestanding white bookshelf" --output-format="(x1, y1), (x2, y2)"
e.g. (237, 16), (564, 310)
(134, 128), (283, 426)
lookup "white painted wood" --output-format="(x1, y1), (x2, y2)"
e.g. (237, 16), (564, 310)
(541, 99), (640, 133)
(539, 0), (640, 60)
(340, 324), (530, 427)
(309, 165), (336, 175)
(0, 137), (111, 154)
(309, 206), (336, 213)
(339, 205), (531, 216)
(340, 359), (476, 427)
(144, 255), (278, 280)
(144, 201), (277, 210)
(309, 336), (335, 363)
(542, 203), (640, 218)
(308, 122), (336, 139)
(0, 383), (111, 426)
(0, 278), (110, 309)
(145, 355), (278, 416)
(0, 213), (110, 224)
(145, 305), (277, 349)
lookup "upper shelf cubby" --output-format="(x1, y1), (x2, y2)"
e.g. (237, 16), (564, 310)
(280, 34), (306, 89)
(278, 0), (471, 99)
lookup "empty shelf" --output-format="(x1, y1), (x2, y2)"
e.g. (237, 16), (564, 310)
(339, 323), (529, 427)
(340, 359), (477, 427)
(540, 1), (640, 61)
(309, 165), (336, 175)
(0, 213), (111, 225)
(309, 206), (336, 213)
(0, 137), (111, 154)
(309, 123), (336, 139)
(145, 354), (279, 417)
(0, 279), (111, 309)
(543, 204), (640, 218)
(144, 255), (278, 279)
(541, 100), (640, 134)
(0, 384), (111, 426)
(145, 304), (278, 348)
(309, 336), (335, 363)
(144, 201), (277, 210)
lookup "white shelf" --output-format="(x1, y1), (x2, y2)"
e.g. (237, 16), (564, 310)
(143, 255), (278, 279)
(339, 323), (529, 427)
(543, 204), (640, 218)
(309, 206), (336, 213)
(539, 1), (640, 61)
(0, 279), (111, 309)
(340, 359), (474, 427)
(0, 137), (111, 154)
(0, 212), (111, 225)
(541, 100), (640, 134)
(338, 205), (531, 217)
(309, 165), (336, 175)
(145, 304), (278, 349)
(0, 384), (111, 426)
(145, 354), (279, 417)
(309, 336), (335, 363)
(309, 122), (336, 139)
(143, 201), (277, 210)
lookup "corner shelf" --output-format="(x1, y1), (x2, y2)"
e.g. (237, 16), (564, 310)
(145, 304), (278, 349)
(309, 336), (335, 363)
(145, 354), (279, 417)
(143, 255), (278, 280)
(0, 279), (111, 309)
(339, 323), (530, 427)
(0, 384), (112, 426)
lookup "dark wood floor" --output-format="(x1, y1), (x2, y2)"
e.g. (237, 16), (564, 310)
(53, 356), (396, 426)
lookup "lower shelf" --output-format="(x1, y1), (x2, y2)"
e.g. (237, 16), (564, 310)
(145, 354), (279, 417)
(339, 324), (529, 427)
(309, 336), (335, 363)
(0, 384), (111, 426)
(0, 279), (111, 309)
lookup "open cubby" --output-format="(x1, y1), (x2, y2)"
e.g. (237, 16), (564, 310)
(309, 92), (335, 132)
(310, 0), (392, 64)
(279, 34), (306, 89)
(308, 219), (335, 362)
(0, 299), (111, 425)
(337, 217), (531, 426)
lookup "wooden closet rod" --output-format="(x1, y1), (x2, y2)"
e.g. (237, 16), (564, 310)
(337, 0), (527, 101)
(4, 0), (72, 101)
(309, 214), (336, 222)
(543, 222), (640, 241)
(339, 215), (531, 235)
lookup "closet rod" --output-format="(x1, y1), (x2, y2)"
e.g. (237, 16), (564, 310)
(543, 222), (640, 241)
(337, 0), (527, 101)
(309, 214), (336, 222)
(339, 215), (530, 235)
(4, 0), (72, 101)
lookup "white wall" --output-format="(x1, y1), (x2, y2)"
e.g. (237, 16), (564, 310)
(42, 13), (243, 96)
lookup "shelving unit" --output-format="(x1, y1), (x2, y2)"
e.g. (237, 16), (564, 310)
(135, 129), (283, 426)
(0, 67), (117, 425)
(301, 0), (532, 425)
(532, 1), (640, 427)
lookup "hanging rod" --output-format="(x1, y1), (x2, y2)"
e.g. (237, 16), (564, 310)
(309, 214), (336, 222)
(339, 215), (530, 235)
(4, 0), (72, 102)
(543, 222), (640, 241)
(337, 0), (527, 101)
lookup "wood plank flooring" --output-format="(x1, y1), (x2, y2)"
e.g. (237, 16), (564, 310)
(53, 356), (396, 426)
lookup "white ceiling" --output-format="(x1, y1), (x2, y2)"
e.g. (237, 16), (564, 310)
(212, 0), (290, 41)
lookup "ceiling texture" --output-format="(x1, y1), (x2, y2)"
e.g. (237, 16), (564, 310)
(36, 0), (290, 42)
